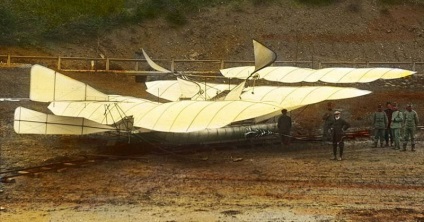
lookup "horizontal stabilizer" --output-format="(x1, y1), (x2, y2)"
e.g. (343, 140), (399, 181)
(14, 107), (115, 135)
(30, 64), (108, 102)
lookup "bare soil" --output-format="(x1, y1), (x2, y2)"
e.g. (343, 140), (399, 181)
(1, 66), (424, 221)
(1, 1), (424, 221)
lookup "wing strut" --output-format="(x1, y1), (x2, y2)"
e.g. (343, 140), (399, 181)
(103, 103), (135, 142)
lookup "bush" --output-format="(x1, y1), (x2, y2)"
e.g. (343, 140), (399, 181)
(0, 6), (17, 44)
(1, 0), (423, 45)
(295, 0), (339, 6)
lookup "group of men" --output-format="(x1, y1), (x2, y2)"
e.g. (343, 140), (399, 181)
(277, 101), (419, 161)
(372, 102), (419, 151)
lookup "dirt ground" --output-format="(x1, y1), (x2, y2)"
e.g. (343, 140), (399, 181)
(1, 1), (424, 221)
(1, 66), (424, 221)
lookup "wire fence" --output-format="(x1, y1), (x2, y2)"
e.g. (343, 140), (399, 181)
(0, 54), (423, 76)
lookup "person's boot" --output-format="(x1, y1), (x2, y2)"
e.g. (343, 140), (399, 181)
(380, 142), (384, 148)
(372, 142), (377, 148)
(411, 143), (416, 152)
(402, 143), (407, 151)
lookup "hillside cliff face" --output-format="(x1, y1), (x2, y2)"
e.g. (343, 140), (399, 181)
(2, 1), (424, 64)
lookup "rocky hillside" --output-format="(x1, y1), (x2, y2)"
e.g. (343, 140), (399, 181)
(1, 1), (424, 65)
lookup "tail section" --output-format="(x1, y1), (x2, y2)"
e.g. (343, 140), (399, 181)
(14, 107), (115, 135)
(30, 64), (108, 102)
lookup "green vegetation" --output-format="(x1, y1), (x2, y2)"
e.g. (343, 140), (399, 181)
(295, 0), (338, 6)
(0, 0), (423, 45)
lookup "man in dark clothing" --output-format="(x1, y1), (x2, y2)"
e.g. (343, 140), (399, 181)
(329, 110), (350, 161)
(277, 109), (292, 146)
(384, 102), (394, 147)
(322, 104), (334, 144)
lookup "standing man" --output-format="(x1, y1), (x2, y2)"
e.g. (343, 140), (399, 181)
(372, 104), (388, 148)
(402, 103), (419, 151)
(277, 109), (292, 146)
(329, 110), (350, 161)
(384, 102), (394, 147)
(390, 103), (403, 150)
(322, 103), (334, 144)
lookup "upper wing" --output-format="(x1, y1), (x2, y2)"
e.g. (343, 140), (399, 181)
(220, 66), (415, 83)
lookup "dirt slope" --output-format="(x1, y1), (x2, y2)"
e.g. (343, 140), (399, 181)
(1, 1), (424, 63)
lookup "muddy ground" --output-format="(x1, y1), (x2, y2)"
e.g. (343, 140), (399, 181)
(1, 66), (424, 221)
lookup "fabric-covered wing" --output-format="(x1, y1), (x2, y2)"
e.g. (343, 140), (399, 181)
(49, 99), (280, 133)
(30, 64), (108, 102)
(132, 100), (281, 132)
(48, 96), (159, 126)
(178, 78), (202, 99)
(14, 107), (114, 135)
(146, 79), (235, 101)
(305, 67), (414, 83)
(146, 80), (180, 101)
(220, 66), (415, 83)
(240, 86), (371, 107)
(240, 86), (371, 122)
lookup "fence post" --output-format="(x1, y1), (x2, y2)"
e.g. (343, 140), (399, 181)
(412, 62), (416, 71)
(7, 54), (11, 66)
(57, 56), (61, 70)
(220, 59), (225, 69)
(106, 58), (110, 71)
(318, 61), (321, 69)
(171, 59), (175, 73)
(135, 61), (139, 71)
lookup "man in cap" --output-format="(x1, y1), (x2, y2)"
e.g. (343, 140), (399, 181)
(390, 103), (403, 150)
(402, 103), (419, 151)
(277, 109), (292, 146)
(372, 104), (388, 148)
(329, 110), (350, 161)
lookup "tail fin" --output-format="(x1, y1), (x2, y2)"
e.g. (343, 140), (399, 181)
(14, 106), (115, 135)
(30, 64), (108, 102)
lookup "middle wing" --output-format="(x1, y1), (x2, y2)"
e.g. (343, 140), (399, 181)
(48, 85), (370, 133)
(48, 99), (281, 133)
